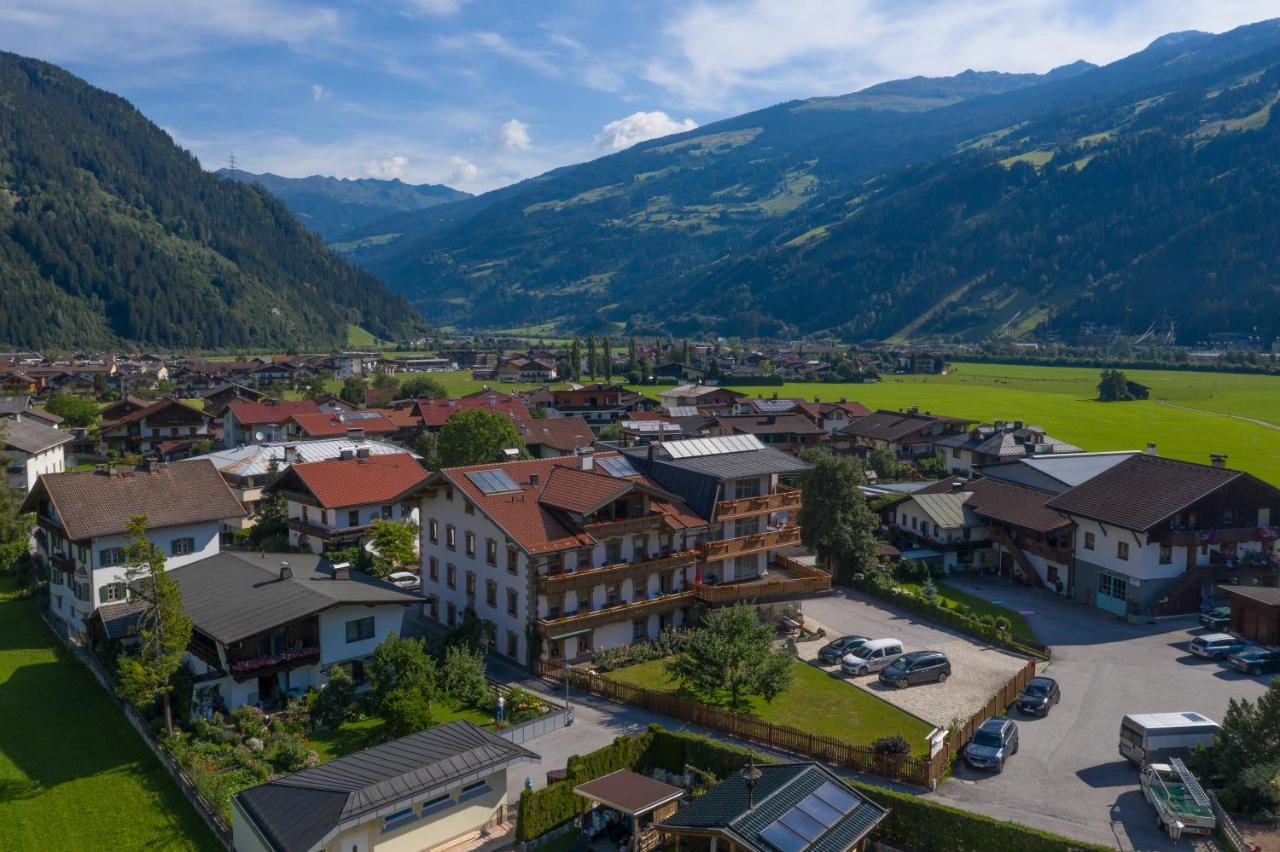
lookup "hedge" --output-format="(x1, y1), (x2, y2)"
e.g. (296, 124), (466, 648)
(518, 725), (1106, 851)
(856, 581), (1051, 660)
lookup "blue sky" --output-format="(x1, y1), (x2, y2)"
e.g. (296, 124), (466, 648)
(2, 1), (1278, 193)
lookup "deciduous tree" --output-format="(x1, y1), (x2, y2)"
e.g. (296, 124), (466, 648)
(369, 519), (418, 570)
(798, 449), (881, 583)
(437, 408), (527, 467)
(665, 603), (794, 712)
(401, 375), (446, 399)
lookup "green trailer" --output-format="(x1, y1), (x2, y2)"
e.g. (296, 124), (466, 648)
(1140, 758), (1216, 839)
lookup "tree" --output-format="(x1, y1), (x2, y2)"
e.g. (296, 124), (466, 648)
(0, 426), (34, 578)
(249, 460), (289, 546)
(666, 603), (794, 712)
(401, 375), (446, 399)
(868, 447), (902, 481)
(602, 337), (613, 381)
(369, 519), (418, 571)
(797, 449), (881, 583)
(371, 371), (399, 392)
(368, 633), (438, 713)
(587, 334), (598, 380)
(437, 408), (527, 467)
(410, 431), (438, 468)
(312, 664), (357, 728)
(1196, 678), (1280, 810)
(1097, 368), (1133, 402)
(440, 645), (489, 708)
(569, 338), (583, 381)
(597, 422), (623, 442)
(627, 337), (638, 374)
(381, 685), (435, 738)
(338, 377), (366, 405)
(115, 516), (193, 736)
(43, 393), (100, 428)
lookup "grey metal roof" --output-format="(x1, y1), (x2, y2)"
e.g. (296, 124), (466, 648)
(620, 443), (809, 520)
(1, 415), (73, 454)
(168, 552), (423, 644)
(0, 396), (31, 415)
(658, 763), (886, 852)
(909, 492), (978, 530)
(185, 438), (414, 480)
(94, 600), (147, 639)
(978, 451), (1137, 493)
(235, 721), (538, 852)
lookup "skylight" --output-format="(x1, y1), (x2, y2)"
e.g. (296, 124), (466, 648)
(465, 469), (521, 494)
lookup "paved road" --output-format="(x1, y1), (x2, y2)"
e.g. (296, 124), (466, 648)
(924, 579), (1264, 851)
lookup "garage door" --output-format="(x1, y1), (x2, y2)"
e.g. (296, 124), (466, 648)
(1097, 570), (1128, 616)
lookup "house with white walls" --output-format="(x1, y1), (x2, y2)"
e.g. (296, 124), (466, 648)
(2, 412), (72, 491)
(23, 460), (246, 637)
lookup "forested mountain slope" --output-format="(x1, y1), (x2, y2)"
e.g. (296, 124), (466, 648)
(0, 52), (425, 349)
(344, 20), (1280, 342)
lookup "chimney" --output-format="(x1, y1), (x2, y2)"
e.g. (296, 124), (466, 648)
(839, 396), (847, 403)
(1210, 453), (1228, 469)
(907, 405), (918, 415)
(648, 442), (657, 462)
(356, 447), (371, 459)
(279, 561), (292, 581)
(1013, 420), (1023, 430)
(340, 448), (355, 461)
(579, 447), (595, 471)
(284, 445), (298, 462)
(529, 472), (540, 486)
(1145, 442), (1157, 456)
(950, 479), (966, 492)
(331, 561), (351, 581)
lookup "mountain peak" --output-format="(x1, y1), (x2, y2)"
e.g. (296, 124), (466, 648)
(1146, 30), (1211, 51)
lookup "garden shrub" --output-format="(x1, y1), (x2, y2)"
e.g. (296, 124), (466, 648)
(872, 735), (911, 756)
(231, 705), (265, 738)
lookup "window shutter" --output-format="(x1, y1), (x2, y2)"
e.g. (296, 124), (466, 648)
(98, 585), (108, 604)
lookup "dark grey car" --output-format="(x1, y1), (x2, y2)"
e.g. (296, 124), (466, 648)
(1016, 676), (1061, 716)
(878, 651), (951, 688)
(817, 635), (868, 665)
(964, 717), (1019, 772)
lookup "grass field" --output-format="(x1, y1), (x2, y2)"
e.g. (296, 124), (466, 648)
(606, 657), (934, 754)
(0, 578), (217, 851)
(900, 581), (1036, 641)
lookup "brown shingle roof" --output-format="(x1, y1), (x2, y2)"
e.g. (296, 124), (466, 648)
(839, 409), (969, 442)
(283, 453), (428, 509)
(538, 466), (634, 514)
(518, 416), (594, 453)
(962, 478), (1072, 534)
(574, 770), (684, 815)
(27, 460), (245, 540)
(713, 413), (825, 436)
(1046, 454), (1247, 531)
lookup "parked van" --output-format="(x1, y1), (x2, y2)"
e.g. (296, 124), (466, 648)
(1119, 712), (1220, 766)
(840, 639), (904, 675)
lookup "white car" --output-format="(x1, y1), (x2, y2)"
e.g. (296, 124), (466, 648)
(840, 638), (904, 675)
(386, 571), (421, 591)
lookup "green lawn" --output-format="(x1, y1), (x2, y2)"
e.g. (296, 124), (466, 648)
(900, 581), (1036, 641)
(0, 578), (218, 851)
(606, 657), (934, 755)
(307, 701), (493, 763)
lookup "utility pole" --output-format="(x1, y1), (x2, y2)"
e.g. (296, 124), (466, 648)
(227, 151), (237, 177)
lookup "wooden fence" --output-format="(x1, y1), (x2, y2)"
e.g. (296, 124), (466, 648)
(541, 657), (1038, 788)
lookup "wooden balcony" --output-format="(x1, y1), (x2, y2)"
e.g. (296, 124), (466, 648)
(582, 514), (665, 537)
(286, 518), (372, 541)
(536, 550), (699, 595)
(1019, 538), (1073, 563)
(535, 590), (696, 636)
(701, 525), (801, 561)
(694, 557), (830, 604)
(714, 485), (802, 522)
(50, 554), (76, 573)
(1160, 526), (1267, 548)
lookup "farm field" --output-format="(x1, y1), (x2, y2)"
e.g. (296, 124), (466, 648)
(606, 657), (934, 754)
(0, 578), (217, 851)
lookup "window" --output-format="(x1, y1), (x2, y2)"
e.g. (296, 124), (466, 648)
(465, 570), (476, 596)
(383, 807), (416, 830)
(428, 597), (438, 621)
(507, 546), (519, 575)
(465, 499), (475, 515)
(465, 531), (476, 558)
(606, 583), (621, 606)
(605, 540), (622, 564)
(633, 619), (647, 641)
(1117, 541), (1130, 561)
(348, 510), (360, 527)
(576, 590), (590, 612)
(99, 548), (124, 567)
(445, 487), (454, 501)
(507, 588), (518, 616)
(506, 632), (518, 659)
(1159, 544), (1173, 565)
(98, 581), (126, 603)
(952, 447), (961, 458)
(345, 616), (375, 643)
(380, 504), (393, 519)
(420, 793), (452, 816)
(575, 547), (593, 571)
(486, 579), (497, 608)
(446, 524), (456, 550)
(428, 519), (438, 544)
(446, 564), (456, 589)
(170, 537), (195, 556)
(1083, 531), (1096, 550)
(486, 538), (498, 566)
(461, 779), (490, 801)
(429, 556), (439, 581)
(447, 601), (457, 626)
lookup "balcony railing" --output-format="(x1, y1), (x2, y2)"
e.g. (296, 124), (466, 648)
(286, 518), (372, 541)
(1019, 538), (1073, 563)
(536, 549), (699, 595)
(229, 646), (320, 679)
(694, 557), (831, 604)
(701, 525), (801, 561)
(535, 590), (696, 636)
(1160, 526), (1274, 548)
(714, 485), (802, 522)
(50, 554), (76, 573)
(581, 514), (665, 537)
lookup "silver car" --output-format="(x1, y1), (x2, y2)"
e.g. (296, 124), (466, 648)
(840, 639), (904, 675)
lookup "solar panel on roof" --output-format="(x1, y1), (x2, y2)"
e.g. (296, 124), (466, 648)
(760, 822), (807, 852)
(758, 780), (862, 852)
(345, 411), (382, 420)
(465, 470), (521, 494)
(597, 456), (641, 478)
(753, 399), (796, 413)
(811, 781), (859, 813)
(663, 434), (765, 459)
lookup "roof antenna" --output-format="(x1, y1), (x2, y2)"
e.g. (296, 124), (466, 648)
(742, 751), (761, 809)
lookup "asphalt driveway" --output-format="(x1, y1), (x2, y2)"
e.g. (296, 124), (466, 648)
(922, 578), (1265, 851)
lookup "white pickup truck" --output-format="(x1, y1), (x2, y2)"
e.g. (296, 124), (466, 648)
(1141, 758), (1217, 839)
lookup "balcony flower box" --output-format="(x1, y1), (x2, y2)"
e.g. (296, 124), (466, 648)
(231, 646), (320, 676)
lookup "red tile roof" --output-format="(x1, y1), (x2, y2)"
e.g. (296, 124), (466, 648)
(437, 453), (705, 554)
(228, 399), (320, 426)
(538, 467), (634, 514)
(287, 411), (398, 438)
(415, 395), (531, 429)
(518, 416), (594, 453)
(284, 453), (428, 509)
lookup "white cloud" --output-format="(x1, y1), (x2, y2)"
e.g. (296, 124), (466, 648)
(646, 0), (1280, 109)
(404, 0), (466, 15)
(595, 111), (698, 151)
(497, 118), (532, 150)
(363, 155), (409, 178)
(446, 155), (480, 183)
(311, 83), (331, 102)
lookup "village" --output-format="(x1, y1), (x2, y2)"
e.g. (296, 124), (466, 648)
(1, 342), (1276, 852)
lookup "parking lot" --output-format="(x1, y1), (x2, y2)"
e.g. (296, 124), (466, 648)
(798, 592), (1032, 729)
(912, 579), (1270, 851)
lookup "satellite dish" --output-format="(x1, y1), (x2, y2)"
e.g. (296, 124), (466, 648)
(254, 431), (266, 443)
